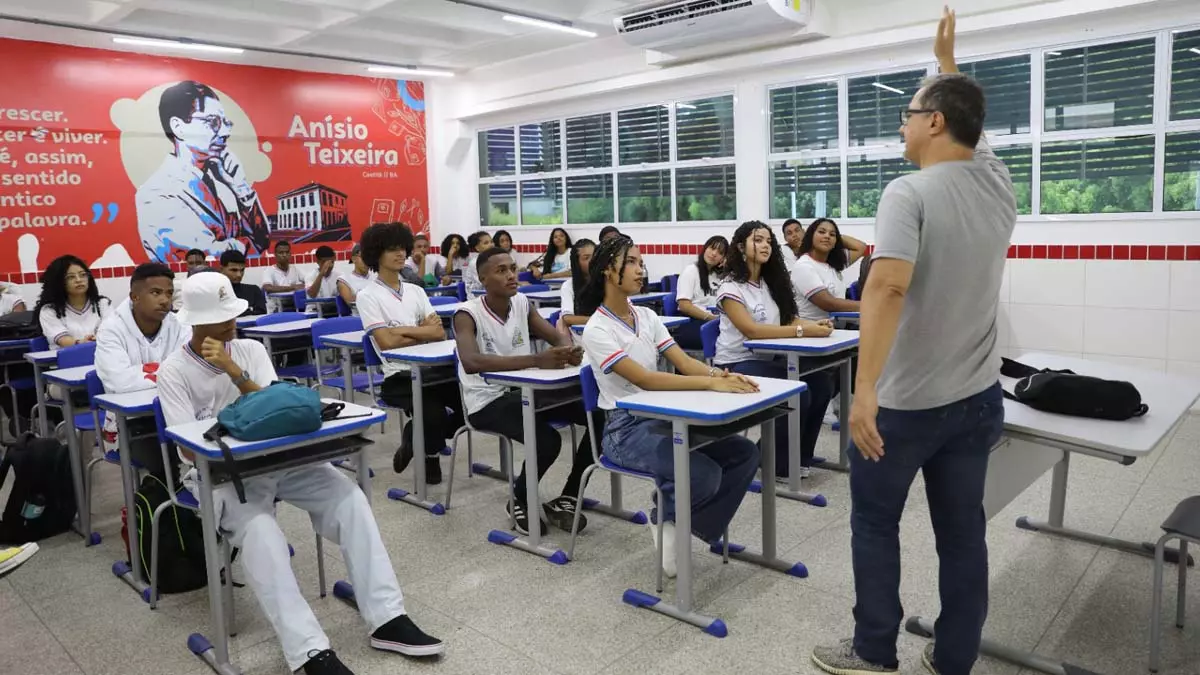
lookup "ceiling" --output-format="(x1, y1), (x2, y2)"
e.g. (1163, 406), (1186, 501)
(0, 0), (649, 71)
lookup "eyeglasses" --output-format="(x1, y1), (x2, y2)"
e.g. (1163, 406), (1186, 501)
(191, 114), (233, 133)
(900, 108), (939, 125)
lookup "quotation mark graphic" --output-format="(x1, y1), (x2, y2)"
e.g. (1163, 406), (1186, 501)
(30, 127), (48, 143)
(91, 203), (119, 224)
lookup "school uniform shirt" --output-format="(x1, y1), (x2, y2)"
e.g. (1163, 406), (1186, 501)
(543, 255), (570, 276)
(582, 304), (675, 411)
(559, 277), (577, 315)
(675, 263), (721, 309)
(455, 294), (532, 415)
(715, 280), (779, 365)
(405, 254), (446, 284)
(336, 270), (373, 300)
(447, 256), (470, 275)
(156, 339), (278, 464)
(305, 269), (340, 299)
(462, 254), (483, 294)
(263, 264), (304, 311)
(781, 245), (800, 269)
(356, 278), (437, 377)
(791, 253), (847, 322)
(0, 293), (26, 314)
(39, 297), (111, 350)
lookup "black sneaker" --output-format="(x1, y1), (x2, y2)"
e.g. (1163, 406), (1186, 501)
(543, 496), (587, 533)
(425, 456), (442, 486)
(302, 649), (354, 675)
(506, 500), (546, 536)
(370, 614), (446, 657)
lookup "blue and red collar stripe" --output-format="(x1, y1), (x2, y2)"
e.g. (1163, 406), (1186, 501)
(373, 278), (404, 301)
(184, 343), (227, 375)
(598, 303), (638, 335)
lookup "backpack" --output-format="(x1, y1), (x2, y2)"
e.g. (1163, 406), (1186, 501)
(0, 434), (77, 544)
(1001, 358), (1149, 421)
(0, 311), (41, 341)
(133, 474), (208, 594)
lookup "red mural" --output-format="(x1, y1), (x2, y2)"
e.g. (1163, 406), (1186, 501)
(0, 38), (428, 275)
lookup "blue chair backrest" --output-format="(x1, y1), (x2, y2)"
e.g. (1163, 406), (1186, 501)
(256, 312), (309, 327)
(548, 311), (561, 326)
(58, 341), (97, 369)
(360, 334), (382, 367)
(456, 281), (466, 302)
(152, 397), (167, 445)
(335, 295), (352, 317)
(429, 295), (458, 306)
(580, 365), (599, 414)
(663, 293), (679, 317)
(292, 289), (307, 311)
(700, 319), (719, 361)
(662, 274), (679, 293)
(518, 284), (550, 294)
(518, 270), (536, 283)
(311, 316), (363, 349)
(847, 281), (861, 301)
(85, 370), (104, 411)
(30, 336), (48, 352)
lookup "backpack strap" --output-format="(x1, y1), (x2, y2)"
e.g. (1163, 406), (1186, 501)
(1001, 357), (1075, 379)
(1133, 403), (1149, 417)
(202, 422), (247, 504)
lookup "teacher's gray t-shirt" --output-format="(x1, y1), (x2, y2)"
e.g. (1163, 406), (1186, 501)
(873, 138), (1016, 410)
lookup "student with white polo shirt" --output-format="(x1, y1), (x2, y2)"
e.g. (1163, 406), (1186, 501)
(336, 244), (374, 306)
(460, 230), (493, 295)
(262, 240), (305, 311)
(0, 288), (26, 315)
(156, 271), (444, 675)
(578, 235), (760, 578)
(791, 218), (866, 321)
(306, 246), (340, 300)
(454, 247), (595, 536)
(672, 235), (728, 352)
(35, 254), (111, 351)
(356, 223), (463, 486)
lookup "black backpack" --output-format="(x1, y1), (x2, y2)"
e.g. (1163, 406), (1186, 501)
(0, 434), (77, 544)
(133, 474), (209, 594)
(0, 311), (41, 341)
(1002, 358), (1149, 421)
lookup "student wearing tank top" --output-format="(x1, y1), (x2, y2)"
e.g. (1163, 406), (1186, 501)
(579, 235), (761, 579)
(454, 247), (597, 537)
(714, 221), (834, 481)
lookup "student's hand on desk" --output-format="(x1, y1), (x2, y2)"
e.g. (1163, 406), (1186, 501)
(535, 346), (577, 369)
(850, 389), (884, 462)
(708, 375), (758, 394)
(799, 319), (834, 338)
(200, 337), (237, 374)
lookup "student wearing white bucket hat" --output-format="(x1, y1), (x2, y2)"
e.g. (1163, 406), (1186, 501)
(157, 272), (444, 675)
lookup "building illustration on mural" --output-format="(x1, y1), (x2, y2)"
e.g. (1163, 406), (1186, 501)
(273, 182), (352, 243)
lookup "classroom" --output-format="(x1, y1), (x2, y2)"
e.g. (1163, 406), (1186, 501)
(0, 1), (1198, 674)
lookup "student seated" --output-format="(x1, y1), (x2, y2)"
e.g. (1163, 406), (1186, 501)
(405, 234), (446, 288)
(306, 246), (339, 299)
(35, 254), (111, 352)
(218, 250), (267, 316)
(791, 218), (866, 320)
(673, 235), (728, 352)
(579, 235), (761, 577)
(336, 244), (374, 306)
(440, 233), (470, 279)
(157, 272), (444, 675)
(356, 223), (463, 485)
(460, 230), (493, 295)
(262, 240), (305, 311)
(715, 221), (834, 480)
(780, 218), (804, 267)
(598, 226), (649, 292)
(454, 247), (595, 535)
(529, 227), (573, 281)
(556, 238), (595, 339)
(95, 263), (191, 476)
(493, 230), (513, 254)
(185, 248), (207, 270)
(0, 286), (26, 314)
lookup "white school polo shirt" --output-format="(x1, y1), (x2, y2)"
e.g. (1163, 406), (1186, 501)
(455, 294), (532, 415)
(356, 278), (437, 377)
(462, 254), (483, 294)
(264, 264), (304, 311)
(559, 277), (576, 315)
(582, 304), (675, 411)
(306, 269), (340, 299)
(791, 254), (846, 322)
(336, 271), (373, 300)
(0, 293), (26, 315)
(39, 298), (111, 350)
(715, 279), (778, 365)
(675, 263), (721, 309)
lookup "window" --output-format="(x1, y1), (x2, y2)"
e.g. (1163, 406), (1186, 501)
(993, 145), (1035, 215)
(1041, 135), (1155, 214)
(676, 95), (735, 160)
(676, 166), (736, 221)
(478, 128), (516, 177)
(848, 69), (927, 147)
(521, 179), (563, 225)
(770, 158), (841, 220)
(618, 106), (670, 165)
(618, 170), (672, 223)
(846, 154), (913, 218)
(520, 121), (561, 173)
(1044, 38), (1155, 131)
(960, 55), (1031, 136)
(1171, 29), (1200, 121)
(566, 114), (612, 169)
(479, 183), (518, 227)
(566, 175), (614, 224)
(1164, 131), (1200, 212)
(771, 81), (838, 154)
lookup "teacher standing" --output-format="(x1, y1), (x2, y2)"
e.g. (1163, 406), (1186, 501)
(811, 8), (1016, 675)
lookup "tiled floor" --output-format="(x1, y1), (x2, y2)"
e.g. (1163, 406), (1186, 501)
(2, 411), (1198, 675)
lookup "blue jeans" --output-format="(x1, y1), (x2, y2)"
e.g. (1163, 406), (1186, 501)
(720, 358), (835, 476)
(850, 383), (1004, 675)
(602, 409), (759, 544)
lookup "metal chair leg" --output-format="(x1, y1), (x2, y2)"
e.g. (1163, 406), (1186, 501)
(1151, 534), (1169, 673)
(149, 501), (169, 609)
(655, 488), (664, 595)
(567, 465), (599, 560)
(316, 532), (327, 598)
(445, 435), (459, 509)
(222, 538), (235, 636)
(1178, 540), (1188, 629)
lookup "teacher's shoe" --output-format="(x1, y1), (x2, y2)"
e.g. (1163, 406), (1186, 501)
(648, 520), (677, 578)
(0, 543), (37, 576)
(811, 639), (898, 675)
(370, 614), (446, 657)
(921, 643), (939, 674)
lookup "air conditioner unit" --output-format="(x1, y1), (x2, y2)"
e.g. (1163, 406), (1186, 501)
(614, 0), (826, 55)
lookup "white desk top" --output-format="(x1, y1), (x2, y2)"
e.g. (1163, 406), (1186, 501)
(744, 330), (860, 356)
(320, 330), (366, 349)
(616, 375), (805, 424)
(524, 291), (561, 302)
(241, 319), (317, 336)
(380, 340), (456, 364)
(543, 278), (566, 287)
(305, 296), (337, 303)
(94, 389), (158, 414)
(630, 292), (670, 304)
(166, 401), (385, 459)
(571, 315), (689, 335)
(236, 315), (265, 327)
(268, 292), (296, 299)
(483, 365), (582, 387)
(434, 302), (468, 317)
(24, 350), (57, 365)
(1003, 353), (1200, 457)
(43, 365), (94, 386)
(537, 306), (558, 319)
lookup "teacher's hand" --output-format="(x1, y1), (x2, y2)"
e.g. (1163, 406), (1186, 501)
(850, 388), (884, 462)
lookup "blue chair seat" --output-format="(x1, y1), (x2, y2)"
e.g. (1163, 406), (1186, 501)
(5, 377), (35, 391)
(74, 412), (96, 431)
(319, 372), (385, 392)
(102, 450), (144, 470)
(599, 455), (656, 481)
(176, 487), (199, 509)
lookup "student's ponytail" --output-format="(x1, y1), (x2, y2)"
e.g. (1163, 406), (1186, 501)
(577, 235), (633, 318)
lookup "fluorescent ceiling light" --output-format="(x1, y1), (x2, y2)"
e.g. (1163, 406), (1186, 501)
(112, 36), (243, 54)
(872, 82), (905, 95)
(502, 14), (596, 38)
(367, 65), (455, 77)
(1190, 48), (1200, 56)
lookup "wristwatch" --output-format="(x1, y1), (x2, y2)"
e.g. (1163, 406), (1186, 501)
(229, 371), (250, 387)
(795, 325), (804, 338)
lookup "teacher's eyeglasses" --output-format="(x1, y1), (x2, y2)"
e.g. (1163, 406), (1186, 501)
(900, 108), (938, 126)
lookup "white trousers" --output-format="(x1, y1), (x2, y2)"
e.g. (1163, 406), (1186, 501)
(189, 464), (406, 671)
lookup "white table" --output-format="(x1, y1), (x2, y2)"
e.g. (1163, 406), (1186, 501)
(480, 365), (583, 564)
(433, 302), (467, 318)
(43, 365), (97, 545)
(537, 306), (558, 320)
(630, 291), (670, 307)
(303, 296), (338, 317)
(523, 290), (561, 308)
(379, 340), (457, 515)
(93, 389), (158, 601)
(241, 318), (317, 357)
(744, 330), (860, 498)
(905, 353), (1200, 674)
(168, 401), (384, 675)
(24, 349), (58, 436)
(615, 375), (808, 634)
(543, 278), (566, 288)
(235, 314), (264, 328)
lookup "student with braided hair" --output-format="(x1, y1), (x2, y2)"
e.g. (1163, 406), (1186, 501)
(578, 234), (761, 579)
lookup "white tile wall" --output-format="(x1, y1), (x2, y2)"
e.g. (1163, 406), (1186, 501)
(1169, 262), (1200, 312)
(1083, 307), (1169, 359)
(1008, 304), (1085, 353)
(1084, 261), (1170, 310)
(1010, 260), (1085, 306)
(1167, 311), (1200, 363)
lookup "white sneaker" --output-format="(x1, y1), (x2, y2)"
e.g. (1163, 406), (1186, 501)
(648, 520), (677, 578)
(0, 542), (37, 576)
(799, 466), (812, 479)
(823, 412), (838, 426)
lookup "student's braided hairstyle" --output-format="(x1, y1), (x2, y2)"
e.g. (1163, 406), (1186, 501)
(577, 235), (635, 319)
(725, 220), (798, 325)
